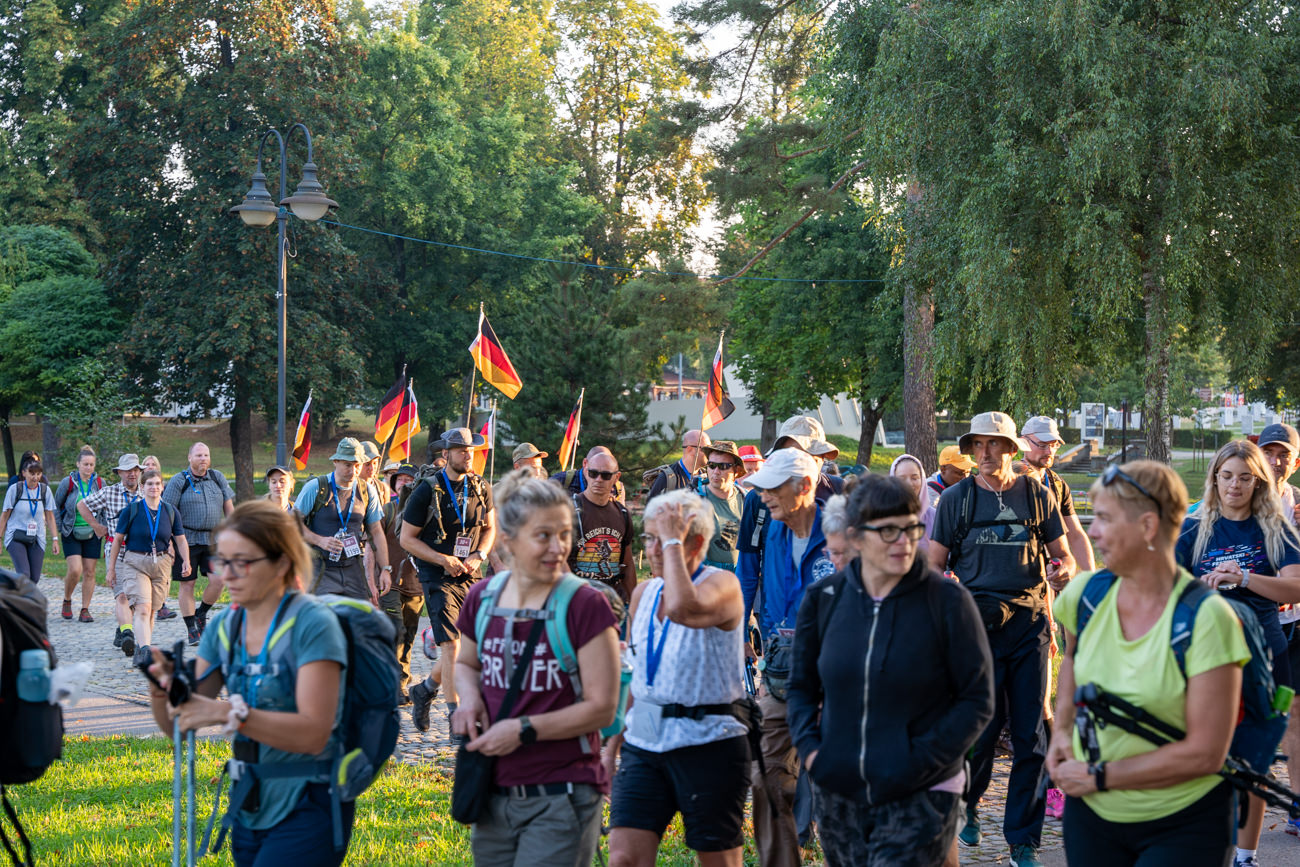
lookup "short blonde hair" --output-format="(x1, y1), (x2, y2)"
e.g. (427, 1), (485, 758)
(1088, 460), (1187, 545)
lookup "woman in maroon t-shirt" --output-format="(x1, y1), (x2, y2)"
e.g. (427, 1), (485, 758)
(452, 470), (621, 867)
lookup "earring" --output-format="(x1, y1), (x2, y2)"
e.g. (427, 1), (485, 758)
(1147, 543), (1156, 552)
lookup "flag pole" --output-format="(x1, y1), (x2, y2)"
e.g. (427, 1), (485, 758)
(464, 303), (484, 428)
(568, 387), (584, 473)
(488, 399), (498, 485)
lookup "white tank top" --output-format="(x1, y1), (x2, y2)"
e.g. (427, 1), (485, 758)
(624, 567), (747, 752)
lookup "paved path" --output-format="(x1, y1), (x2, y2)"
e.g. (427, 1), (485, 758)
(39, 573), (1300, 865)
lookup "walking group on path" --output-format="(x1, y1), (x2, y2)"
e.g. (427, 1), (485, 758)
(8, 411), (1300, 867)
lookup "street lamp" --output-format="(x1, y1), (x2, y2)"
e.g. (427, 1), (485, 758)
(231, 124), (337, 468)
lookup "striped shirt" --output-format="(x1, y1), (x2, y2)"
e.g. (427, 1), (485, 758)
(79, 482), (143, 528)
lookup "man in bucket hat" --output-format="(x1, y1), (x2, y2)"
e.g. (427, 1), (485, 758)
(699, 440), (746, 571)
(927, 412), (1075, 866)
(402, 428), (496, 732)
(294, 436), (392, 602)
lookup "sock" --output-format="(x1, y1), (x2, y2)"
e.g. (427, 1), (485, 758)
(197, 601), (212, 617)
(184, 615), (197, 630)
(446, 701), (457, 714)
(1237, 849), (1257, 863)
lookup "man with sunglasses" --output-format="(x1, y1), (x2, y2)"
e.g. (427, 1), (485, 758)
(550, 444), (627, 502)
(1021, 416), (1095, 571)
(697, 441), (746, 571)
(927, 412), (1074, 867)
(646, 429), (712, 503)
(567, 448), (636, 606)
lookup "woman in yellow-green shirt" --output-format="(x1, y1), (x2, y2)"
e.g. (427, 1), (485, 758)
(1048, 460), (1250, 867)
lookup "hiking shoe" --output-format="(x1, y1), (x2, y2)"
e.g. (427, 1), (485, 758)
(132, 644), (152, 668)
(78, 608), (94, 623)
(958, 806), (981, 847)
(156, 605), (177, 620)
(62, 599), (73, 619)
(195, 608), (208, 636)
(1286, 816), (1300, 836)
(409, 680), (438, 732)
(1010, 844), (1043, 867)
(120, 629), (136, 657)
(186, 623), (201, 647)
(113, 627), (125, 649)
(1235, 856), (1260, 867)
(398, 689), (410, 706)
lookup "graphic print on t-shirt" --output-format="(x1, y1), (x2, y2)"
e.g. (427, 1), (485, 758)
(478, 632), (567, 692)
(1196, 541), (1268, 576)
(973, 504), (1032, 547)
(574, 528), (623, 583)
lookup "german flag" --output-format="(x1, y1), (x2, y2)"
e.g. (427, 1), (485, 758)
(388, 384), (421, 463)
(702, 333), (735, 431)
(468, 310), (523, 399)
(470, 410), (495, 476)
(375, 370), (407, 445)
(292, 392), (312, 471)
(557, 388), (584, 471)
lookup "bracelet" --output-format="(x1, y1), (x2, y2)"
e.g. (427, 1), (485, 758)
(223, 694), (250, 735)
(1241, 570), (1251, 589)
(661, 538), (684, 549)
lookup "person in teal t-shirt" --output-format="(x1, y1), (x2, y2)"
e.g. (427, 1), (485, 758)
(1048, 461), (1249, 867)
(146, 500), (351, 867)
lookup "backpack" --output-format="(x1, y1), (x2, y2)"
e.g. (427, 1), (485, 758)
(473, 570), (631, 742)
(0, 568), (63, 866)
(395, 467), (488, 546)
(943, 475), (1046, 572)
(304, 475), (372, 542)
(203, 593), (400, 854)
(641, 463), (688, 501)
(1075, 570), (1291, 774)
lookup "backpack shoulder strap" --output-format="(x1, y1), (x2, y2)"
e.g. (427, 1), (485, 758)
(305, 476), (332, 525)
(815, 571), (848, 643)
(946, 477), (977, 570)
(218, 606), (245, 680)
(545, 574), (586, 679)
(1075, 569), (1117, 646)
(474, 570), (512, 651)
(1169, 578), (1213, 679)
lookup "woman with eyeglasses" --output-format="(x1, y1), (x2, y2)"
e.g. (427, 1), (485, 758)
(787, 474), (993, 866)
(1048, 460), (1250, 867)
(147, 500), (355, 866)
(106, 469), (190, 664)
(1175, 441), (1300, 865)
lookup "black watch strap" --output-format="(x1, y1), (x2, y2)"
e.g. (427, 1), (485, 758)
(518, 715), (538, 745)
(1089, 760), (1108, 791)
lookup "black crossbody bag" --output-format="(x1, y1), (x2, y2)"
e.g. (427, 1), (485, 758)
(451, 616), (546, 825)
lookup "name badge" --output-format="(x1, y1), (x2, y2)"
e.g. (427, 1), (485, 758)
(25, 520), (39, 536)
(340, 533), (362, 558)
(453, 534), (474, 559)
(777, 628), (796, 639)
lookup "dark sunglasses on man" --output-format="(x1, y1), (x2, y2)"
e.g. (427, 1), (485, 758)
(586, 468), (617, 481)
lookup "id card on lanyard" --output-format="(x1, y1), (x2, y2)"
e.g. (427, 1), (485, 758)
(144, 502), (163, 560)
(442, 471), (474, 558)
(328, 474), (359, 561)
(24, 489), (40, 537)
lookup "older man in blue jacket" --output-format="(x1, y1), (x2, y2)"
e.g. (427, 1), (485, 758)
(745, 447), (837, 867)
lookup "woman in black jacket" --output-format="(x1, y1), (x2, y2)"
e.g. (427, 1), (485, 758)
(788, 474), (994, 867)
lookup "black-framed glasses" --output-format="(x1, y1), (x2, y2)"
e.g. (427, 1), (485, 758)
(1101, 465), (1163, 518)
(1025, 436), (1061, 450)
(856, 522), (927, 543)
(586, 468), (617, 481)
(706, 461), (738, 471)
(212, 556), (273, 576)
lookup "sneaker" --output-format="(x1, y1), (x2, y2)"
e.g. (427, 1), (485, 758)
(78, 608), (94, 623)
(1045, 787), (1065, 819)
(1285, 816), (1300, 836)
(1010, 844), (1043, 867)
(397, 689), (410, 706)
(958, 806), (981, 847)
(409, 680), (438, 732)
(1236, 856), (1260, 867)
(195, 608), (208, 636)
(62, 599), (73, 619)
(156, 605), (177, 621)
(132, 644), (152, 668)
(113, 627), (124, 649)
(186, 623), (201, 647)
(120, 629), (136, 657)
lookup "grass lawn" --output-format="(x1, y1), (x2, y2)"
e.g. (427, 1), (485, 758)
(14, 736), (770, 866)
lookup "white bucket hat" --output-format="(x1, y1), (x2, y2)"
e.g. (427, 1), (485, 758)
(958, 412), (1030, 454)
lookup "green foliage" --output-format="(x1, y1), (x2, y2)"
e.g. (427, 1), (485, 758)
(40, 358), (152, 471)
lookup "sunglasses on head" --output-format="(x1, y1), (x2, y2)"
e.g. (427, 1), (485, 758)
(706, 461), (738, 471)
(1101, 464), (1163, 518)
(586, 468), (617, 481)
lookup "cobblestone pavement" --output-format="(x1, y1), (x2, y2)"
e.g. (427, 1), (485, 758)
(37, 572), (1300, 865)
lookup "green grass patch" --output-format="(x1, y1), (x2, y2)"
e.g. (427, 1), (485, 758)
(14, 736), (774, 865)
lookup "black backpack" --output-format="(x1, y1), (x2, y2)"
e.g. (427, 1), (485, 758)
(0, 567), (64, 865)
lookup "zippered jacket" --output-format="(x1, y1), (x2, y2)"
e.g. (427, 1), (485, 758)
(787, 556), (994, 805)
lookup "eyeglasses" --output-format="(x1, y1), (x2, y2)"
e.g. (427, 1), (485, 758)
(1101, 465), (1164, 518)
(212, 556), (273, 576)
(856, 522), (927, 543)
(1025, 437), (1061, 450)
(706, 461), (738, 471)
(640, 533), (666, 548)
(586, 468), (617, 481)
(1216, 471), (1258, 490)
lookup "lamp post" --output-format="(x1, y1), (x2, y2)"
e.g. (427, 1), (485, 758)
(230, 124), (337, 468)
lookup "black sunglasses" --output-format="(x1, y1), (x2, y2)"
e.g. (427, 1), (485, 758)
(706, 461), (738, 471)
(856, 522), (927, 543)
(586, 468), (617, 481)
(1101, 465), (1163, 518)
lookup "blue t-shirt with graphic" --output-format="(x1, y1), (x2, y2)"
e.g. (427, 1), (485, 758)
(1175, 514), (1300, 621)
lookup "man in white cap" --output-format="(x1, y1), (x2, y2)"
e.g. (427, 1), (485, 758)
(927, 411), (1074, 867)
(1021, 416), (1094, 571)
(743, 447), (836, 867)
(927, 445), (976, 508)
(77, 453), (147, 653)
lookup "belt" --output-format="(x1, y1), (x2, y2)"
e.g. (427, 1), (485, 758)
(492, 782), (589, 799)
(660, 701), (745, 721)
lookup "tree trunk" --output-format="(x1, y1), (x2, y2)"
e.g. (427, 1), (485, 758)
(319, 413), (336, 442)
(759, 412), (777, 453)
(902, 280), (939, 474)
(1142, 265), (1172, 464)
(0, 406), (14, 479)
(229, 376), (255, 502)
(858, 395), (885, 469)
(41, 417), (61, 479)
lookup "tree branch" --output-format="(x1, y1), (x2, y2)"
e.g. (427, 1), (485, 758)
(776, 124), (865, 160)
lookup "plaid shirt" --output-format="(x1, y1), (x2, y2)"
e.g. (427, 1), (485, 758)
(161, 469), (234, 545)
(78, 482), (142, 528)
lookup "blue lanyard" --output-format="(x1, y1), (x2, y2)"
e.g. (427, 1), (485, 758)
(143, 501), (162, 550)
(328, 474), (354, 530)
(182, 470), (203, 496)
(644, 565), (706, 688)
(75, 473), (94, 498)
(23, 485), (39, 519)
(241, 593), (293, 708)
(441, 470), (466, 527)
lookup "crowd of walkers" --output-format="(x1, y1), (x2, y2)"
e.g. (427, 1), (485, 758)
(12, 411), (1300, 866)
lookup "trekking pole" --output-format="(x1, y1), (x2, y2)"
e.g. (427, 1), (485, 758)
(172, 716), (183, 867)
(187, 728), (197, 866)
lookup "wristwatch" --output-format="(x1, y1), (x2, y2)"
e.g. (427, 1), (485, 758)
(1088, 760), (1108, 791)
(381, 565), (393, 572)
(1241, 570), (1251, 589)
(518, 716), (538, 745)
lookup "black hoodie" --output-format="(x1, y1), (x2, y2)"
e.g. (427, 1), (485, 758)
(787, 557), (994, 805)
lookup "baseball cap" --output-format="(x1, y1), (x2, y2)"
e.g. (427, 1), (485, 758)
(938, 445), (976, 471)
(1258, 423), (1300, 455)
(744, 448), (821, 491)
(1022, 416), (1063, 444)
(738, 445), (763, 465)
(264, 465), (293, 480)
(512, 442), (548, 462)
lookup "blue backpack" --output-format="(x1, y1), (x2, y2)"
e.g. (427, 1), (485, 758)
(474, 571), (631, 742)
(203, 593), (401, 854)
(1076, 570), (1291, 774)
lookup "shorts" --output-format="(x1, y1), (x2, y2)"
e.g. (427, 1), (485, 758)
(419, 568), (473, 645)
(61, 534), (103, 560)
(173, 543), (211, 582)
(610, 736), (749, 851)
(311, 556), (369, 601)
(814, 781), (961, 867)
(119, 550), (174, 611)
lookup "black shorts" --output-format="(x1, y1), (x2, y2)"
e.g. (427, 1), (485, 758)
(610, 735), (749, 851)
(1062, 781), (1233, 867)
(61, 534), (103, 560)
(173, 543), (212, 582)
(419, 568), (472, 645)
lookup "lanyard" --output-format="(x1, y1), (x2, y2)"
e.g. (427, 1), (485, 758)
(329, 473), (354, 529)
(645, 565), (706, 688)
(182, 470), (205, 496)
(75, 473), (95, 498)
(441, 470), (467, 527)
(241, 593), (293, 708)
(124, 489), (139, 508)
(143, 501), (162, 550)
(24, 484), (39, 519)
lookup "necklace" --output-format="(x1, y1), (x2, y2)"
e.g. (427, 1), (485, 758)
(978, 473), (1011, 513)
